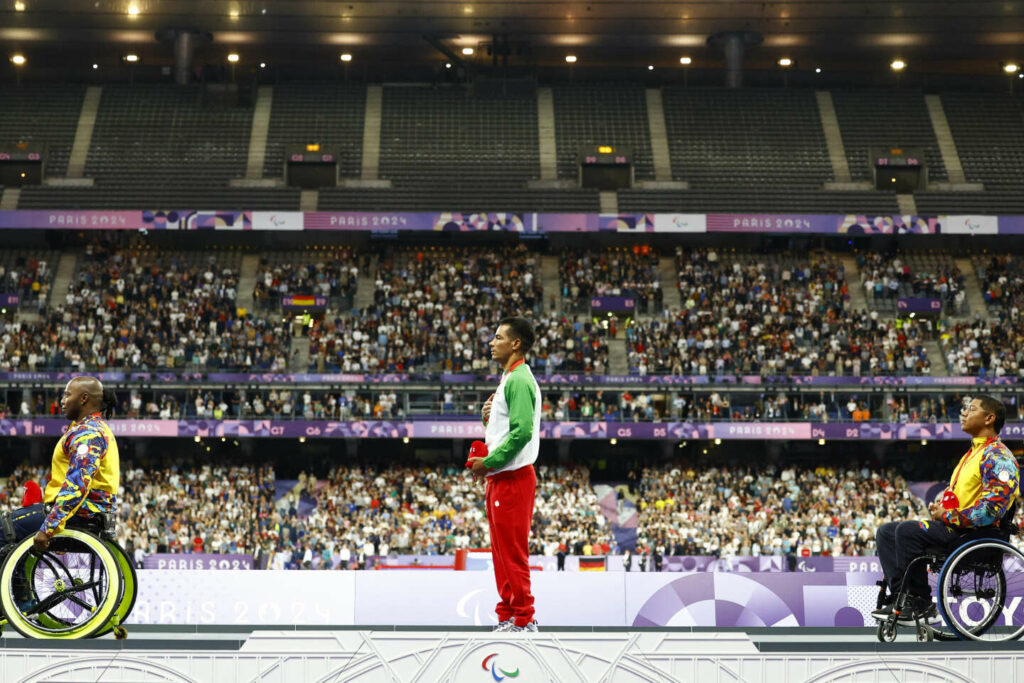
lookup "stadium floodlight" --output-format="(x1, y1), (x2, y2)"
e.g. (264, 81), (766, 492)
(10, 54), (26, 65)
(890, 59), (906, 71)
(815, 67), (822, 73)
(124, 53), (139, 63)
(92, 63), (98, 69)
(647, 65), (654, 70)
(1004, 63), (1020, 74)
(340, 53), (352, 62)
(227, 53), (239, 63)
(462, 47), (474, 56)
(778, 57), (793, 67)
(259, 62), (266, 68)
(679, 56), (692, 65)
(14, 1), (25, 10)
(565, 54), (577, 63)
(445, 62), (452, 69)
(127, 4), (139, 16)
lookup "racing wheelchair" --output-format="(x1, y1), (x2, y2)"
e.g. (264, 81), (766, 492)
(0, 510), (137, 639)
(874, 512), (1024, 643)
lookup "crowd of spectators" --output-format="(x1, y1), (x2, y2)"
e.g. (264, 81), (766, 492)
(1, 461), (604, 569)
(2, 457), (982, 567)
(940, 318), (1024, 377)
(975, 254), (1024, 315)
(857, 251), (967, 313)
(0, 241), (293, 372)
(0, 242), (1017, 380)
(634, 462), (933, 558)
(530, 312), (611, 375)
(559, 247), (662, 314)
(624, 248), (929, 376)
(0, 253), (54, 307)
(252, 248), (366, 310)
(307, 245), (542, 374)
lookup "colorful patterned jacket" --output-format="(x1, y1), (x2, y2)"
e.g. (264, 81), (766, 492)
(940, 436), (1019, 528)
(42, 412), (120, 536)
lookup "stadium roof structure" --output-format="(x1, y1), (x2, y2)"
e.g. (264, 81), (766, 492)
(1, 1), (1021, 80)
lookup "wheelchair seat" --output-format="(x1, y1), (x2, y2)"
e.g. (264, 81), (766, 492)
(65, 512), (116, 539)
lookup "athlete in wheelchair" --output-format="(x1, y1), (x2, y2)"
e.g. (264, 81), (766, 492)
(873, 394), (1024, 642)
(0, 377), (136, 639)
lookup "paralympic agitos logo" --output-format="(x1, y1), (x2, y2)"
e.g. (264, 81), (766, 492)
(482, 653), (520, 681)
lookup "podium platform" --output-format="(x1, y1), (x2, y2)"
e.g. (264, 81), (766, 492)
(1, 627), (1022, 682)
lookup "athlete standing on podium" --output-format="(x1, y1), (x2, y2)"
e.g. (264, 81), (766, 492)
(467, 317), (541, 633)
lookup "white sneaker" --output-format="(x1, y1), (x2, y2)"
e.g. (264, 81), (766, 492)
(492, 619), (514, 632)
(509, 621), (539, 633)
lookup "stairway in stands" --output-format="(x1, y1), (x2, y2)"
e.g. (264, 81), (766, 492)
(541, 255), (560, 312)
(47, 252), (79, 308)
(839, 255), (868, 311)
(352, 255), (378, 311)
(658, 256), (681, 311)
(954, 257), (990, 321)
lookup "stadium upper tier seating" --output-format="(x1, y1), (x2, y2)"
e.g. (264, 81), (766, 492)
(3, 84), (1018, 212)
(553, 85), (656, 182)
(0, 84), (85, 178)
(262, 83), (366, 181)
(914, 92), (1024, 215)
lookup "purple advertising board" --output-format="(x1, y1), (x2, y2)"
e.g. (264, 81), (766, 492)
(303, 211), (535, 232)
(590, 296), (636, 312)
(0, 418), (1000, 440)
(142, 554), (254, 570)
(897, 297), (942, 313)
(0, 210), (1021, 235)
(0, 293), (19, 307)
(0, 370), (1015, 386)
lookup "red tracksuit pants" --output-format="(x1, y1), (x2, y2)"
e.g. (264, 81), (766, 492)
(486, 464), (536, 626)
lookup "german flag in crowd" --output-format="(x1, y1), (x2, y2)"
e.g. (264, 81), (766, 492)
(579, 556), (606, 571)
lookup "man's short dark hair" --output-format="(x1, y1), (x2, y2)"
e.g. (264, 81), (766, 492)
(975, 394), (1006, 433)
(498, 316), (535, 354)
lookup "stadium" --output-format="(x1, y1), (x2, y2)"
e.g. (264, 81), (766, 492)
(0, 0), (1023, 680)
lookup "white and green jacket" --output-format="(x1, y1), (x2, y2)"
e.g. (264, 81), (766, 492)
(482, 361), (541, 475)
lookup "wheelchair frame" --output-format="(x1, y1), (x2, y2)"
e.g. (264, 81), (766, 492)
(875, 533), (1024, 643)
(0, 513), (137, 640)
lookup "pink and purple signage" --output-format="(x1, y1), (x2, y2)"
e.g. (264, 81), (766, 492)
(0, 418), (1002, 441)
(0, 209), (1019, 234)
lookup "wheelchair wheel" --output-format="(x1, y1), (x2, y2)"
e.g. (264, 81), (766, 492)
(0, 529), (122, 639)
(937, 539), (1024, 642)
(93, 539), (137, 638)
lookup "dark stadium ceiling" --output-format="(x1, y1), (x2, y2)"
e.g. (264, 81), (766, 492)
(2, 0), (1023, 76)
